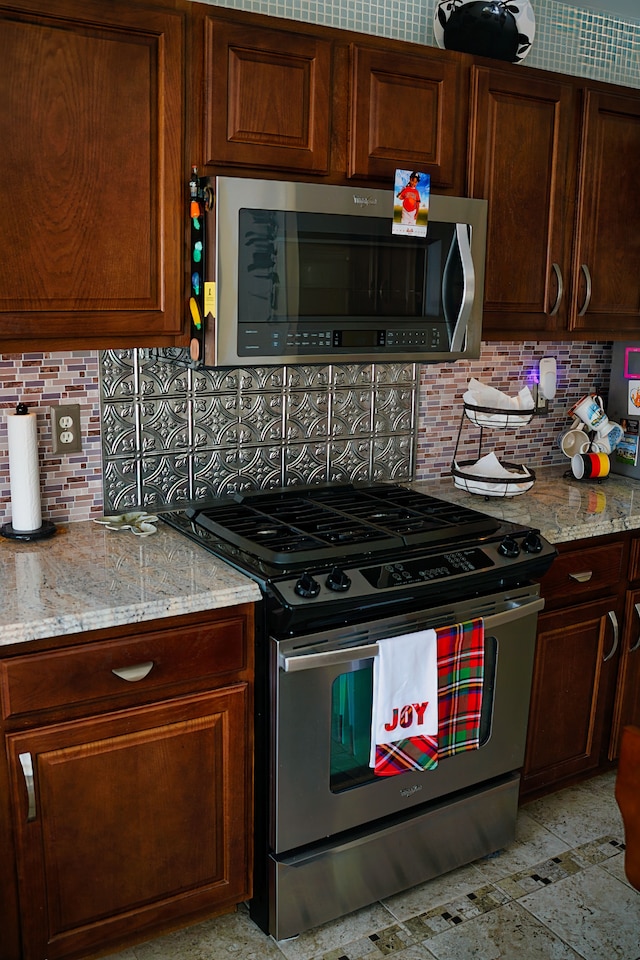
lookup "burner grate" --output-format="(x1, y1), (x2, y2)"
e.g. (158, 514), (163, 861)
(183, 484), (500, 566)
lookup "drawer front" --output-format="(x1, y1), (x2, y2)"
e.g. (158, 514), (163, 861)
(539, 541), (626, 605)
(0, 614), (250, 719)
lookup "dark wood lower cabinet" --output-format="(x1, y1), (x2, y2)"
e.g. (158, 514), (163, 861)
(522, 597), (621, 797)
(0, 606), (254, 960)
(610, 586), (640, 756)
(522, 532), (640, 800)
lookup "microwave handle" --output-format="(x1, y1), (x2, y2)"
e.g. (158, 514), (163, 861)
(279, 596), (544, 673)
(448, 223), (476, 353)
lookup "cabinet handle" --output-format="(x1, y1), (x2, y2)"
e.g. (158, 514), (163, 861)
(549, 262), (564, 316)
(603, 610), (619, 662)
(18, 752), (36, 822)
(111, 661), (155, 682)
(577, 263), (592, 316)
(569, 570), (593, 582)
(631, 603), (640, 653)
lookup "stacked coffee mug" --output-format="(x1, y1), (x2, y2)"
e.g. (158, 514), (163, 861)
(560, 394), (623, 481)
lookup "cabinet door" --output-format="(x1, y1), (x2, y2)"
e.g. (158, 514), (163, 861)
(522, 596), (620, 798)
(468, 66), (576, 337)
(0, 0), (185, 352)
(203, 15), (332, 174)
(609, 587), (640, 759)
(349, 44), (466, 191)
(570, 87), (640, 335)
(6, 687), (251, 960)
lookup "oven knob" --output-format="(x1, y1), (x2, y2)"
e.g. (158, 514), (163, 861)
(522, 531), (543, 553)
(498, 535), (520, 558)
(325, 567), (351, 592)
(294, 572), (321, 599)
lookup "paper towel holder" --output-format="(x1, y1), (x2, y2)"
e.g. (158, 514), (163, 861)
(1, 403), (57, 542)
(1, 519), (57, 541)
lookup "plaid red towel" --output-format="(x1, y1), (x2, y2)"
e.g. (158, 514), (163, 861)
(436, 618), (484, 758)
(373, 618), (484, 776)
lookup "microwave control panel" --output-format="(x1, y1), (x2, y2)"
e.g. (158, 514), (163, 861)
(238, 323), (447, 356)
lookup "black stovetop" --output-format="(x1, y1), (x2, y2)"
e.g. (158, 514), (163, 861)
(162, 483), (502, 574)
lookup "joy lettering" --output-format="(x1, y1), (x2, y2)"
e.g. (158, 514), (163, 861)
(384, 701), (429, 732)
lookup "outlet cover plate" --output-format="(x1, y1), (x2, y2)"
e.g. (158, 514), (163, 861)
(51, 403), (82, 455)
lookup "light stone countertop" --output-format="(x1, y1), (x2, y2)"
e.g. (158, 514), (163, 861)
(411, 465), (640, 544)
(3, 466), (640, 650)
(0, 519), (261, 648)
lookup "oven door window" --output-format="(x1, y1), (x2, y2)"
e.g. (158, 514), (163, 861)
(329, 636), (497, 793)
(331, 663), (375, 792)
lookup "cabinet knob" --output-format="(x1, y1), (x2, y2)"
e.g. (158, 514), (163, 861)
(111, 661), (155, 682)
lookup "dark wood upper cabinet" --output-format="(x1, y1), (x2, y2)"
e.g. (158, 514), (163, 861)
(202, 14), (332, 174)
(468, 64), (578, 337)
(570, 87), (640, 336)
(349, 43), (467, 192)
(471, 61), (640, 342)
(0, 0), (185, 352)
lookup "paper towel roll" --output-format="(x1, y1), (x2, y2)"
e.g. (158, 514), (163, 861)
(7, 407), (42, 532)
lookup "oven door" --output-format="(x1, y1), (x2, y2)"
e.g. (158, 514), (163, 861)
(271, 586), (543, 854)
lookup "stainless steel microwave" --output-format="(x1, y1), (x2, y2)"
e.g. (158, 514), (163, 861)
(189, 176), (487, 367)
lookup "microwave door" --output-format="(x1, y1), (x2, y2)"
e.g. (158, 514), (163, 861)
(443, 224), (476, 352)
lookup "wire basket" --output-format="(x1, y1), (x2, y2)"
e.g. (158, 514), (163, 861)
(463, 401), (535, 429)
(452, 459), (536, 497)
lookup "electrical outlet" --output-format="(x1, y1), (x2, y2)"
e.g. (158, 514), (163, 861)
(51, 403), (82, 455)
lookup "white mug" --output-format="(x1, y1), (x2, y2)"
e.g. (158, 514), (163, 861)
(570, 394), (608, 430)
(560, 428), (591, 458)
(593, 420), (623, 454)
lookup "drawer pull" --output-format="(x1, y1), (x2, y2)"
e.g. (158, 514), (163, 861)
(569, 571), (593, 583)
(631, 603), (640, 653)
(578, 263), (592, 316)
(604, 610), (619, 662)
(111, 661), (155, 683)
(18, 752), (36, 821)
(549, 262), (564, 316)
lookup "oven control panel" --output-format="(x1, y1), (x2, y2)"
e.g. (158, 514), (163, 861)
(273, 531), (556, 609)
(361, 548), (492, 590)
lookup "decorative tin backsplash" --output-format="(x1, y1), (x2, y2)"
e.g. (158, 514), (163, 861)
(100, 350), (417, 512)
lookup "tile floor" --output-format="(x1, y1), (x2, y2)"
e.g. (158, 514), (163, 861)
(104, 772), (639, 960)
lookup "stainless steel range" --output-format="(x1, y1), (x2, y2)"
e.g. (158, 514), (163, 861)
(162, 482), (556, 940)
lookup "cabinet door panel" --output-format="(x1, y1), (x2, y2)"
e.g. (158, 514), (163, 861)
(468, 66), (576, 336)
(522, 597), (619, 796)
(349, 44), (465, 189)
(0, 0), (184, 348)
(570, 89), (640, 334)
(7, 687), (251, 960)
(204, 17), (331, 173)
(609, 587), (640, 758)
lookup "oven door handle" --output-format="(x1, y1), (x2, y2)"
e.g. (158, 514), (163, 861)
(279, 597), (545, 672)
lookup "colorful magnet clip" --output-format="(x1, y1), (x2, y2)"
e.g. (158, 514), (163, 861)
(192, 272), (201, 296)
(189, 297), (202, 330)
(193, 241), (202, 263)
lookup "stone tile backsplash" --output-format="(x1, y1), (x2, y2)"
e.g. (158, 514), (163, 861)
(96, 342), (612, 514)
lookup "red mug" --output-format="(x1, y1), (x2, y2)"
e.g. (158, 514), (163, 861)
(571, 452), (610, 479)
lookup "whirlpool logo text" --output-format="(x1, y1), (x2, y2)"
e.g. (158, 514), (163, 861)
(399, 783), (423, 799)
